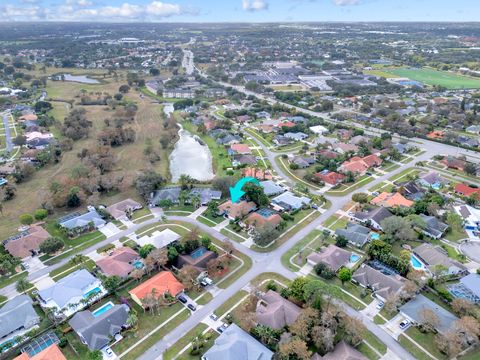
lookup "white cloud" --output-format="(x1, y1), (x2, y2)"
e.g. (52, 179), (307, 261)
(0, 1), (188, 21)
(242, 0), (269, 12)
(333, 0), (360, 5)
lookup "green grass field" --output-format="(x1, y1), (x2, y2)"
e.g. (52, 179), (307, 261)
(379, 67), (480, 89)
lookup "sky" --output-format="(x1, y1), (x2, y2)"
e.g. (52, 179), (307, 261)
(0, 0), (478, 23)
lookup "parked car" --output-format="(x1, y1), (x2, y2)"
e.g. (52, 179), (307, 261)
(188, 304), (196, 311)
(178, 295), (188, 304)
(399, 320), (410, 330)
(201, 277), (214, 286)
(216, 323), (229, 333)
(104, 347), (113, 357)
(376, 301), (384, 310)
(210, 314), (218, 321)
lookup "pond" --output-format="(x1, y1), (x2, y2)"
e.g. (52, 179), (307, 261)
(52, 73), (100, 84)
(169, 124), (214, 182)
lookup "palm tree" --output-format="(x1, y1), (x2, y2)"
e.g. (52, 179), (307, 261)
(255, 325), (278, 347)
(126, 312), (138, 329)
(16, 278), (31, 293)
(190, 193), (201, 209)
(179, 190), (189, 206)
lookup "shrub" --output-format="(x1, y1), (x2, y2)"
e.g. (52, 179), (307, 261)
(314, 262), (335, 279)
(96, 243), (115, 254)
(34, 209), (48, 220)
(266, 280), (277, 291)
(19, 213), (34, 225)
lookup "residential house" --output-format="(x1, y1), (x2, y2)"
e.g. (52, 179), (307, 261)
(25, 131), (54, 149)
(256, 290), (302, 329)
(350, 135), (369, 145)
(106, 199), (142, 220)
(314, 170), (345, 186)
(351, 207), (394, 231)
(273, 135), (291, 146)
(13, 344), (66, 360)
(271, 191), (311, 211)
(259, 180), (285, 196)
(418, 214), (448, 239)
(440, 156), (466, 171)
(292, 156), (313, 169)
(306, 245), (351, 272)
(230, 144), (251, 155)
(18, 114), (38, 122)
(244, 210), (282, 230)
(427, 131), (445, 140)
(162, 88), (194, 99)
(190, 188), (222, 205)
(335, 222), (371, 248)
(129, 271), (185, 308)
(242, 167), (273, 180)
(455, 204), (480, 231)
(449, 273), (480, 304)
(201, 324), (273, 360)
(217, 201), (257, 220)
(454, 184), (480, 199)
(96, 247), (140, 278)
(216, 134), (241, 146)
(417, 171), (447, 189)
(136, 228), (181, 249)
(316, 149), (339, 159)
(284, 132), (308, 141)
(466, 125), (480, 134)
(4, 224), (51, 259)
(233, 154), (257, 166)
(333, 143), (359, 154)
(371, 192), (413, 208)
(69, 304), (129, 350)
(352, 265), (405, 302)
(37, 269), (106, 317)
(236, 115), (251, 123)
(400, 294), (458, 334)
(309, 125), (328, 135)
(413, 244), (467, 276)
(339, 155), (382, 175)
(150, 187), (181, 206)
(58, 209), (106, 236)
(320, 341), (368, 360)
(0, 295), (40, 347)
(278, 121), (295, 129)
(392, 143), (411, 154)
(177, 247), (217, 271)
(399, 181), (425, 201)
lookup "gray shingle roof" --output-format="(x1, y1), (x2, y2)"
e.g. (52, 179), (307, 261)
(38, 269), (98, 308)
(353, 265), (404, 300)
(69, 304), (129, 350)
(335, 222), (370, 247)
(202, 323), (273, 360)
(150, 187), (181, 205)
(256, 290), (301, 329)
(59, 210), (106, 230)
(400, 294), (458, 334)
(0, 295), (40, 339)
(259, 181), (285, 196)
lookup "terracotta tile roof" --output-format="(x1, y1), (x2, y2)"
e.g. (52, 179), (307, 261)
(339, 154), (382, 175)
(314, 171), (345, 185)
(244, 212), (282, 229)
(96, 247), (139, 278)
(14, 344), (66, 360)
(19, 114), (38, 122)
(427, 131), (445, 139)
(371, 192), (413, 208)
(218, 200), (256, 219)
(455, 183), (480, 198)
(129, 271), (184, 303)
(242, 167), (273, 180)
(4, 224), (51, 259)
(231, 144), (251, 154)
(279, 121), (295, 128)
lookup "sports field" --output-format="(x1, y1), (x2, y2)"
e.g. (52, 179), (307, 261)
(376, 67), (480, 89)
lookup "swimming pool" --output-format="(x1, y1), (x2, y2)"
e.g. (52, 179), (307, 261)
(92, 302), (114, 317)
(83, 286), (101, 299)
(410, 254), (424, 270)
(370, 233), (380, 240)
(133, 260), (144, 269)
(190, 247), (207, 259)
(350, 254), (361, 263)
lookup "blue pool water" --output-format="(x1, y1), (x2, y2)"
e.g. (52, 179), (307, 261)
(92, 302), (114, 317)
(27, 338), (55, 356)
(190, 247), (207, 259)
(84, 286), (101, 298)
(133, 260), (144, 269)
(411, 255), (423, 269)
(370, 233), (380, 240)
(350, 254), (360, 263)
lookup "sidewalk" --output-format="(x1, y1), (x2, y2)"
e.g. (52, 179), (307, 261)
(188, 206), (207, 220)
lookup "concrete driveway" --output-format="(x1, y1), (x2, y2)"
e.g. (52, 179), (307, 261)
(360, 297), (383, 319)
(99, 223), (121, 237)
(383, 314), (410, 339)
(24, 257), (46, 273)
(459, 241), (480, 263)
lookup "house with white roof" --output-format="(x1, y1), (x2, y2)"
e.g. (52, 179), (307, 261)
(37, 269), (106, 318)
(136, 228), (181, 249)
(271, 191), (311, 211)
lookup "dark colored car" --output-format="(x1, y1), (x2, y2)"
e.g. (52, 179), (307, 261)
(178, 295), (188, 304)
(187, 304), (196, 311)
